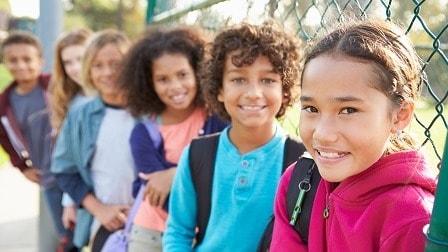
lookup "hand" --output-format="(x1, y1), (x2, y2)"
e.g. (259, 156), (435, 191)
(139, 167), (176, 208)
(82, 193), (131, 232)
(62, 206), (77, 230)
(22, 167), (41, 184)
(94, 203), (130, 232)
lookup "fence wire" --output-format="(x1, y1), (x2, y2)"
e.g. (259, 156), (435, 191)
(148, 0), (447, 165)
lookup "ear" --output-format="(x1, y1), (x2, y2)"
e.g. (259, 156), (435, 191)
(217, 89), (224, 102)
(392, 101), (414, 132)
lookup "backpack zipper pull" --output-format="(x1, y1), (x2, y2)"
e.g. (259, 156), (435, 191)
(290, 179), (311, 225)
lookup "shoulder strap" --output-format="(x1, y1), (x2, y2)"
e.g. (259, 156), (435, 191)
(286, 152), (321, 244)
(283, 136), (306, 171)
(189, 133), (220, 245)
(142, 119), (162, 149)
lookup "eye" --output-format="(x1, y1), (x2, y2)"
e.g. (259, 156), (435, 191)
(231, 78), (245, 84)
(302, 105), (318, 113)
(178, 71), (188, 78)
(261, 78), (276, 84)
(340, 107), (357, 115)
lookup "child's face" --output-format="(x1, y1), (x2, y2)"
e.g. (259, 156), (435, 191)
(89, 44), (123, 104)
(152, 53), (197, 113)
(218, 54), (283, 130)
(61, 44), (85, 86)
(299, 55), (397, 182)
(2, 43), (43, 85)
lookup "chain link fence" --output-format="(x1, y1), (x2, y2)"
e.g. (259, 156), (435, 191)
(147, 0), (447, 166)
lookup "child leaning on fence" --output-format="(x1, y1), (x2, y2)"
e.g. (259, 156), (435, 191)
(270, 19), (438, 252)
(162, 20), (305, 251)
(118, 25), (228, 252)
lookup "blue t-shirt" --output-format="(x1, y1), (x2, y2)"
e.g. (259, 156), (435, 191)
(163, 125), (287, 251)
(9, 85), (54, 188)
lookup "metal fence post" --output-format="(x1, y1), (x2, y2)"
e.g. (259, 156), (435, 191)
(425, 133), (448, 251)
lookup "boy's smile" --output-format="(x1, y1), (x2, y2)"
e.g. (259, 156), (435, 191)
(219, 54), (283, 131)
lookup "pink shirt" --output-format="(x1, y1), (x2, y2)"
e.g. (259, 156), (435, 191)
(133, 107), (206, 231)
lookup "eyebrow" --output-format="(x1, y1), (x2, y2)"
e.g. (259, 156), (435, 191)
(300, 95), (364, 103)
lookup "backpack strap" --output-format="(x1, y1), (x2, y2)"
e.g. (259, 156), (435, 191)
(189, 133), (220, 245)
(283, 136), (306, 172)
(142, 119), (162, 149)
(286, 152), (321, 244)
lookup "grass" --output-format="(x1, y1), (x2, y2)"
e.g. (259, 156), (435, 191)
(0, 64), (12, 167)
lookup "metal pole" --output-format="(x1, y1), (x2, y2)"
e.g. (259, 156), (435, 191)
(425, 133), (448, 251)
(36, 1), (63, 251)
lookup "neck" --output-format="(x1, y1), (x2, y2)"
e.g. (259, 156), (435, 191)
(159, 105), (197, 125)
(15, 80), (38, 95)
(228, 123), (277, 155)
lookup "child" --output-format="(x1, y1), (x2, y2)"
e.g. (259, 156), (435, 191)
(49, 27), (94, 235)
(50, 29), (135, 251)
(119, 26), (228, 252)
(0, 30), (76, 251)
(162, 21), (304, 251)
(270, 20), (438, 251)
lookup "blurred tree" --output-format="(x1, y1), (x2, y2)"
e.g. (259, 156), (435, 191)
(63, 0), (146, 38)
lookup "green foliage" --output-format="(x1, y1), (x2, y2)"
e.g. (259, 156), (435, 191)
(64, 0), (146, 38)
(0, 64), (11, 166)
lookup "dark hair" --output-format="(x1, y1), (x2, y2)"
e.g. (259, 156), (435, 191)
(200, 21), (302, 121)
(302, 20), (422, 153)
(1, 30), (43, 57)
(120, 25), (207, 117)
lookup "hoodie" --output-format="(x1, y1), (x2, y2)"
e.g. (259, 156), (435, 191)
(271, 150), (437, 252)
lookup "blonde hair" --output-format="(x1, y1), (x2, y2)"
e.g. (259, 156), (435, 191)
(81, 29), (130, 91)
(49, 28), (92, 131)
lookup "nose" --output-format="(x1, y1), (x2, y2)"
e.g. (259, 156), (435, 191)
(313, 115), (338, 143)
(244, 81), (262, 99)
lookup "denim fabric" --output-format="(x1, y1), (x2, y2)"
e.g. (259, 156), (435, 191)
(43, 186), (71, 238)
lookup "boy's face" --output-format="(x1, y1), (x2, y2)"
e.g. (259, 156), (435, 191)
(2, 43), (43, 85)
(218, 54), (283, 130)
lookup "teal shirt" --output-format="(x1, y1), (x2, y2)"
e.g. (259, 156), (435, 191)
(163, 125), (287, 251)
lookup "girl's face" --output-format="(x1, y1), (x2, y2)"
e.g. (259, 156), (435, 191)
(3, 44), (43, 86)
(89, 43), (123, 104)
(61, 44), (85, 85)
(299, 55), (397, 182)
(152, 53), (197, 113)
(218, 54), (283, 131)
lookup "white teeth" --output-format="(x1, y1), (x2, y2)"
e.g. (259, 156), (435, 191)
(241, 105), (263, 111)
(172, 94), (185, 101)
(318, 151), (344, 158)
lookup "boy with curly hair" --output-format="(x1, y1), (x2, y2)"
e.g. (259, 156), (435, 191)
(162, 21), (304, 251)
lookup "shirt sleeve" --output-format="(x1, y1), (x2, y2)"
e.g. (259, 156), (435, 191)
(271, 162), (308, 251)
(130, 122), (167, 197)
(162, 145), (196, 251)
(50, 112), (92, 206)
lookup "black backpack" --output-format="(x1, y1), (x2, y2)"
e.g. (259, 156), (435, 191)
(188, 133), (319, 249)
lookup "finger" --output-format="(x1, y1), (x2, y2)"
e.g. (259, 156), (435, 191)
(158, 194), (168, 208)
(138, 172), (151, 180)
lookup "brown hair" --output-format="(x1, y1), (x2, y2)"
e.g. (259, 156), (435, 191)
(1, 30), (43, 57)
(302, 20), (423, 153)
(120, 25), (207, 117)
(200, 21), (302, 121)
(49, 28), (93, 131)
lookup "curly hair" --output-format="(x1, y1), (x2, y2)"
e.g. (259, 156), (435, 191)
(200, 21), (302, 122)
(48, 28), (92, 131)
(120, 25), (208, 117)
(302, 20), (423, 153)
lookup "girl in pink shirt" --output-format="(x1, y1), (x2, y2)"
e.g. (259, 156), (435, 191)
(271, 20), (437, 252)
(119, 26), (228, 252)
